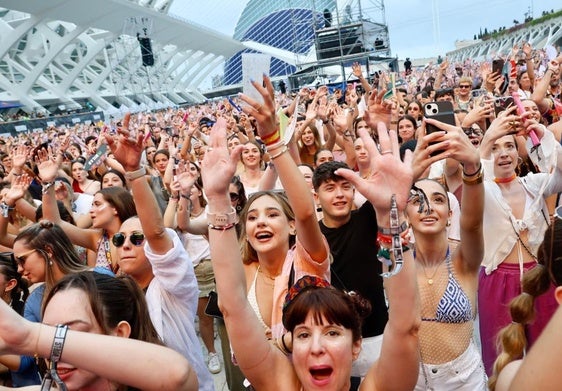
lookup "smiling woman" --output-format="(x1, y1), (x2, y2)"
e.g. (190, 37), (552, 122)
(202, 74), (420, 391)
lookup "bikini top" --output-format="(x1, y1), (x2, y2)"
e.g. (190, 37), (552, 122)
(421, 256), (473, 324)
(247, 266), (272, 336)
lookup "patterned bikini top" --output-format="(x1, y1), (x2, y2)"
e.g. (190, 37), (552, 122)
(421, 255), (473, 324)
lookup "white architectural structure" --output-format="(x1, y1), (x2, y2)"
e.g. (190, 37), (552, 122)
(0, 0), (245, 115)
(447, 14), (562, 62)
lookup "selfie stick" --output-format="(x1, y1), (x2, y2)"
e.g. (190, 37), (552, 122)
(511, 92), (540, 147)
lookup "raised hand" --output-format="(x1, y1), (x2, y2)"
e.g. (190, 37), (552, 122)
(35, 147), (62, 183)
(335, 124), (414, 214)
(175, 161), (198, 195)
(239, 75), (278, 140)
(363, 89), (393, 130)
(352, 62), (363, 78)
(4, 174), (32, 205)
(11, 145), (30, 171)
(105, 113), (144, 171)
(201, 118), (243, 198)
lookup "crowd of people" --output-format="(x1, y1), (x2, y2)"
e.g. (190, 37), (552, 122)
(0, 39), (560, 391)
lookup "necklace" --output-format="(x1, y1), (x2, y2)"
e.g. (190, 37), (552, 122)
(417, 249), (450, 285)
(258, 265), (278, 282)
(494, 173), (517, 184)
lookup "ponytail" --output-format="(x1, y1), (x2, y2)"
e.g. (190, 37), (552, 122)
(489, 264), (551, 390)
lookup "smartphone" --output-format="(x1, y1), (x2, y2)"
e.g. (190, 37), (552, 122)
(494, 96), (514, 116)
(471, 89), (488, 99)
(492, 59), (505, 75)
(424, 101), (455, 156)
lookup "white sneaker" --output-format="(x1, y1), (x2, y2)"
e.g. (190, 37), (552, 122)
(207, 352), (221, 374)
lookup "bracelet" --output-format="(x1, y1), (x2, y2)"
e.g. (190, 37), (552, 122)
(0, 202), (14, 218)
(378, 220), (408, 236)
(206, 205), (238, 228)
(124, 166), (146, 182)
(180, 193), (191, 200)
(462, 162), (482, 177)
(462, 165), (483, 186)
(42, 181), (55, 195)
(381, 195), (405, 278)
(266, 139), (285, 152)
(390, 120), (398, 124)
(262, 130), (281, 146)
(208, 222), (237, 231)
(169, 194), (180, 201)
(33, 324), (42, 361)
(269, 146), (288, 160)
(50, 324), (68, 363)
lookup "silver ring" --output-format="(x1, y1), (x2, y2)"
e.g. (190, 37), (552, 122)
(207, 147), (213, 152)
(380, 150), (392, 155)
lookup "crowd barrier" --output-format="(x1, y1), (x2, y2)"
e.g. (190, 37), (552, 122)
(0, 112), (105, 137)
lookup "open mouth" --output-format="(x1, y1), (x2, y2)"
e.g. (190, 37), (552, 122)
(310, 366), (333, 381)
(255, 232), (273, 240)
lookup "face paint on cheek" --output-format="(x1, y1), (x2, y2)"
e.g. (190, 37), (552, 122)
(97, 204), (107, 211)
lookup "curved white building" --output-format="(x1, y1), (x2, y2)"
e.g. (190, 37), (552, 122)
(0, 0), (245, 115)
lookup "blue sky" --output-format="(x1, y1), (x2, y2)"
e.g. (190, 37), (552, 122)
(171, 0), (561, 59)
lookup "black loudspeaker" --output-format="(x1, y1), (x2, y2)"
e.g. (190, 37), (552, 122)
(138, 37), (154, 66)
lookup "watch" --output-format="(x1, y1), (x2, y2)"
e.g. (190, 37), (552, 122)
(125, 167), (146, 182)
(206, 206), (238, 228)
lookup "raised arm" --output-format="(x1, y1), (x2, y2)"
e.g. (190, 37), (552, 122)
(201, 120), (289, 390)
(424, 118), (484, 273)
(0, 301), (197, 391)
(37, 149), (100, 251)
(336, 123), (420, 391)
(240, 76), (327, 262)
(106, 114), (172, 255)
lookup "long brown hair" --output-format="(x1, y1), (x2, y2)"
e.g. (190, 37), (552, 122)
(489, 219), (562, 390)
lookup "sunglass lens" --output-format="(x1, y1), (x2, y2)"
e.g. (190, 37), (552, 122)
(112, 233), (125, 247)
(130, 232), (145, 246)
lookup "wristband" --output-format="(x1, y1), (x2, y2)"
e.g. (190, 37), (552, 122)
(125, 167), (146, 182)
(0, 202), (14, 218)
(261, 130), (281, 146)
(42, 182), (55, 195)
(378, 220), (408, 236)
(206, 206), (238, 228)
(50, 324), (68, 363)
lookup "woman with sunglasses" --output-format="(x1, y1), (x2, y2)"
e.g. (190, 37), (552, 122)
(489, 208), (561, 390)
(201, 74), (420, 391)
(35, 149), (136, 273)
(0, 271), (198, 391)
(104, 122), (214, 391)
(0, 214), (110, 387)
(477, 105), (562, 375)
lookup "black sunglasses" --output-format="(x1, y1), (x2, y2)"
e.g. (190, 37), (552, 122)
(229, 192), (240, 202)
(112, 231), (145, 248)
(462, 127), (483, 137)
(11, 249), (38, 267)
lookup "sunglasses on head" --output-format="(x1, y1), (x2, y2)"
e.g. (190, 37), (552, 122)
(112, 231), (145, 248)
